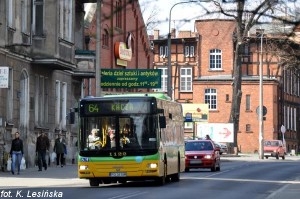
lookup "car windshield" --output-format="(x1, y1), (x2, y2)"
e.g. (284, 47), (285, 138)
(264, 141), (279, 146)
(185, 141), (213, 151)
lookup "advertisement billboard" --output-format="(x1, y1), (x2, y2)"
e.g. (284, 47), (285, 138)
(196, 123), (234, 143)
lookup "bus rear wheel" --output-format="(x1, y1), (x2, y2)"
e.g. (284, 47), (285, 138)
(89, 179), (100, 187)
(171, 157), (180, 182)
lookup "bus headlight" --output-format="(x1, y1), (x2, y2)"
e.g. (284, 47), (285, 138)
(148, 163), (158, 169)
(79, 165), (88, 170)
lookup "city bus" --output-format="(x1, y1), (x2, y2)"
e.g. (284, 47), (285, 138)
(77, 93), (185, 186)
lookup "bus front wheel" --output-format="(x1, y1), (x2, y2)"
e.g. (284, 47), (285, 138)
(156, 162), (167, 186)
(89, 179), (99, 187)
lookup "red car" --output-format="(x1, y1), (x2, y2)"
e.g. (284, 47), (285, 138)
(185, 140), (221, 172)
(264, 140), (286, 160)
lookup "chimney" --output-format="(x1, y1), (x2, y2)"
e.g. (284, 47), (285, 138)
(171, 28), (176, 38)
(153, 29), (160, 40)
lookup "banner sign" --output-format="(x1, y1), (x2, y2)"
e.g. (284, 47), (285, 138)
(0, 67), (9, 88)
(101, 69), (161, 88)
(196, 123), (234, 143)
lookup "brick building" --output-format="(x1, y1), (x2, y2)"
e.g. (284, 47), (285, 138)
(151, 19), (300, 153)
(82, 0), (153, 96)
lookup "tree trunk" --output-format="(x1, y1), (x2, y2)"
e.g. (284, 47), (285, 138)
(230, 41), (243, 155)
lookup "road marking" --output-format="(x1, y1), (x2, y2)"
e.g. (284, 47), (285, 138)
(108, 191), (148, 199)
(182, 176), (300, 184)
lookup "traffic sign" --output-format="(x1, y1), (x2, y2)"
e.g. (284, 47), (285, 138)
(256, 106), (267, 116)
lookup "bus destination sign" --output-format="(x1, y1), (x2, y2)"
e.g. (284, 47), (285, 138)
(82, 101), (151, 115)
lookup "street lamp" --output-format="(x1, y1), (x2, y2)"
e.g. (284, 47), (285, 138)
(258, 28), (264, 159)
(167, 0), (207, 100)
(281, 125), (286, 148)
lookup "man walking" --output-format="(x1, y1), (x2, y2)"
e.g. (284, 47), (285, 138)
(36, 131), (50, 171)
(10, 131), (23, 175)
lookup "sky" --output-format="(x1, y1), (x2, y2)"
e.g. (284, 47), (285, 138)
(139, 0), (214, 36)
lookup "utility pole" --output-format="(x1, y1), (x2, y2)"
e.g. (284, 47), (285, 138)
(96, 0), (102, 97)
(258, 28), (264, 159)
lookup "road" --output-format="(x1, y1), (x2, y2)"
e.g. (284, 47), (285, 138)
(0, 154), (300, 199)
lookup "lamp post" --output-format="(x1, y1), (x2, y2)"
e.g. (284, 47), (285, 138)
(95, 0), (102, 97)
(167, 1), (197, 100)
(258, 28), (264, 159)
(281, 125), (286, 148)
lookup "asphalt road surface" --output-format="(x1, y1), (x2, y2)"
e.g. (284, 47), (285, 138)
(1, 155), (300, 199)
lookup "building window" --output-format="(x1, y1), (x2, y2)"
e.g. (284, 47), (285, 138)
(246, 94), (251, 111)
(159, 46), (168, 58)
(157, 67), (167, 92)
(55, 81), (67, 130)
(7, 0), (15, 28)
(205, 88), (217, 110)
(116, 0), (122, 28)
(209, 49), (222, 69)
(180, 68), (192, 91)
(185, 45), (195, 57)
(59, 0), (73, 41)
(35, 75), (48, 126)
(225, 94), (230, 102)
(33, 0), (44, 36)
(102, 29), (109, 47)
(21, 0), (28, 33)
(246, 124), (251, 132)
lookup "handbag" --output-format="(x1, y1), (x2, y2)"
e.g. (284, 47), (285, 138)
(51, 152), (56, 163)
(7, 157), (12, 171)
(20, 157), (26, 170)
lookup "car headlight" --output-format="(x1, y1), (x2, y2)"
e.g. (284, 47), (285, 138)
(204, 155), (212, 159)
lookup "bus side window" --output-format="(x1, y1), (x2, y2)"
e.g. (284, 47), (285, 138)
(159, 116), (166, 128)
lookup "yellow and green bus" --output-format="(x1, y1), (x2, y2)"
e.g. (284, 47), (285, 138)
(77, 93), (185, 186)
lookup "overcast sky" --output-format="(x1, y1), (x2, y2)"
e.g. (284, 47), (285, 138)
(139, 0), (212, 36)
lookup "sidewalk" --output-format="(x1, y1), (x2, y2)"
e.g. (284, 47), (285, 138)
(221, 153), (300, 161)
(0, 164), (84, 188)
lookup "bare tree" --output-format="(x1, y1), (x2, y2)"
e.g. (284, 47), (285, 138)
(208, 0), (300, 154)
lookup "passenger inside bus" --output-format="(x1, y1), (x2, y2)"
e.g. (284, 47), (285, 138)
(88, 128), (101, 149)
(108, 127), (116, 148)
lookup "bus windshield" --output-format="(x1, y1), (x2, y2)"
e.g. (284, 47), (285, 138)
(81, 114), (157, 152)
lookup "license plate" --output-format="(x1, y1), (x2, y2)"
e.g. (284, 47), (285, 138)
(109, 172), (127, 177)
(190, 159), (202, 164)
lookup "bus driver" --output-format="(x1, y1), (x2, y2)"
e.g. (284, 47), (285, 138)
(88, 128), (101, 149)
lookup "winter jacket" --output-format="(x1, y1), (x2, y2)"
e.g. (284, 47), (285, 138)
(36, 135), (50, 152)
(53, 138), (66, 154)
(10, 138), (24, 155)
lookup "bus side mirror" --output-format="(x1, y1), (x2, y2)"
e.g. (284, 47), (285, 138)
(159, 116), (166, 128)
(69, 108), (78, 124)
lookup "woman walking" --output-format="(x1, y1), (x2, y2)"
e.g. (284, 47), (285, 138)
(10, 131), (24, 175)
(53, 133), (66, 167)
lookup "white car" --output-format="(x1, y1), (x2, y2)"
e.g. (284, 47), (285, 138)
(214, 142), (228, 154)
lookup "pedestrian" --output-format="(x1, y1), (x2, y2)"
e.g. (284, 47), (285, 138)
(36, 130), (50, 171)
(205, 134), (212, 140)
(10, 131), (23, 175)
(53, 132), (66, 167)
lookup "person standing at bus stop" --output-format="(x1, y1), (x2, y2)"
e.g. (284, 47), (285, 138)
(36, 130), (50, 171)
